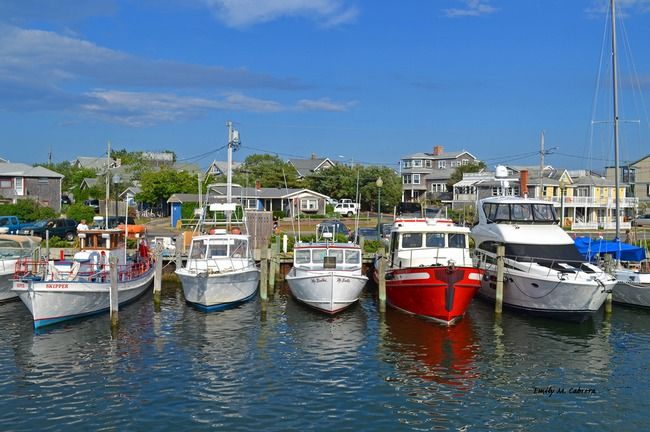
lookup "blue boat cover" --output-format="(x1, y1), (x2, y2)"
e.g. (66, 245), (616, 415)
(574, 236), (646, 262)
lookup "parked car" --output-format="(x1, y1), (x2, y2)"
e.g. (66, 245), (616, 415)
(316, 220), (351, 240)
(352, 227), (381, 243)
(334, 202), (358, 217)
(61, 195), (72, 205)
(84, 199), (100, 213)
(633, 214), (650, 227)
(0, 216), (23, 234)
(17, 218), (78, 241)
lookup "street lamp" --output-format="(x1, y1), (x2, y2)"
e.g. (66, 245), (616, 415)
(376, 177), (383, 237)
(559, 179), (566, 228)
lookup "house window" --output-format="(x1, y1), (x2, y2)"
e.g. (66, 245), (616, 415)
(38, 177), (48, 184)
(413, 160), (422, 168)
(0, 178), (11, 189)
(438, 160), (446, 169)
(14, 177), (23, 196)
(300, 198), (318, 211)
(403, 175), (411, 184)
(403, 161), (412, 168)
(412, 174), (420, 184)
(431, 183), (446, 192)
(425, 160), (432, 168)
(462, 159), (469, 165)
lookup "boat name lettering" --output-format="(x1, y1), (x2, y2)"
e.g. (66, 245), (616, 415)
(336, 277), (350, 283)
(311, 278), (327, 284)
(46, 283), (69, 289)
(15, 282), (26, 288)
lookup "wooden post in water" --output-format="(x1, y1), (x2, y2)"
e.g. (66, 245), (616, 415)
(109, 255), (119, 328)
(175, 234), (183, 271)
(269, 248), (276, 295)
(153, 251), (162, 306)
(378, 250), (386, 312)
(495, 244), (505, 314)
(260, 246), (268, 301)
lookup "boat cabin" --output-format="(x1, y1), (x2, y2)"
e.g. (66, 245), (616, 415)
(189, 235), (251, 260)
(482, 201), (558, 224)
(78, 229), (125, 250)
(294, 245), (361, 270)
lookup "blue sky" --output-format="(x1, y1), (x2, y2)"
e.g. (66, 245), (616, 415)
(1, 0), (649, 172)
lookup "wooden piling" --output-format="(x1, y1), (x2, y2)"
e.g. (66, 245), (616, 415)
(175, 234), (183, 270)
(269, 248), (276, 295)
(109, 255), (119, 328)
(153, 251), (162, 306)
(605, 292), (613, 314)
(260, 246), (268, 301)
(378, 251), (386, 312)
(495, 244), (505, 314)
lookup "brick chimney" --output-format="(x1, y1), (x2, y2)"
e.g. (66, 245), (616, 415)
(311, 153), (317, 160)
(520, 169), (528, 197)
(433, 145), (443, 156)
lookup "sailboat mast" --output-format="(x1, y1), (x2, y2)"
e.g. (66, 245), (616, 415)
(611, 0), (621, 240)
(227, 121), (233, 206)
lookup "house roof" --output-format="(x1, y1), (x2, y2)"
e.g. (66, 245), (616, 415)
(73, 156), (118, 171)
(205, 160), (242, 176)
(0, 162), (63, 178)
(167, 186), (328, 203)
(288, 158), (333, 177)
(403, 150), (477, 161)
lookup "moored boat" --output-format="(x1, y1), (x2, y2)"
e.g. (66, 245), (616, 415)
(12, 228), (154, 329)
(286, 230), (367, 314)
(0, 235), (41, 303)
(471, 195), (616, 321)
(379, 216), (482, 325)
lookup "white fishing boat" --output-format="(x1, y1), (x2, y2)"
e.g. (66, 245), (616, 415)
(0, 235), (41, 303)
(471, 195), (616, 322)
(175, 122), (260, 311)
(286, 227), (368, 314)
(12, 228), (155, 329)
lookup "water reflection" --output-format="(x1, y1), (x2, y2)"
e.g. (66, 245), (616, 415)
(383, 307), (479, 391)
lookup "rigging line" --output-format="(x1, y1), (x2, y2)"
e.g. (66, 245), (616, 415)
(619, 13), (650, 137)
(588, 5), (612, 173)
(176, 144), (228, 163)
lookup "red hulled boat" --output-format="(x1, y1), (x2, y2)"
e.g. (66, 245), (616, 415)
(377, 217), (482, 325)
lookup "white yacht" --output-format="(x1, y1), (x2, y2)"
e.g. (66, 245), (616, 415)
(471, 196), (616, 321)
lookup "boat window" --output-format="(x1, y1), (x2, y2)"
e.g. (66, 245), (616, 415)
(230, 239), (247, 258)
(449, 233), (466, 248)
(478, 241), (498, 253)
(295, 249), (311, 264)
(345, 249), (360, 264)
(495, 204), (510, 221)
(312, 249), (327, 263)
(505, 243), (585, 264)
(208, 243), (227, 257)
(483, 203), (498, 221)
(425, 233), (445, 247)
(401, 233), (422, 248)
(511, 204), (533, 221)
(327, 249), (344, 263)
(190, 241), (207, 259)
(532, 204), (556, 222)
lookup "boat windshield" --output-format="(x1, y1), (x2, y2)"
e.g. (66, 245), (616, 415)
(295, 247), (360, 265)
(400, 232), (467, 249)
(483, 202), (558, 224)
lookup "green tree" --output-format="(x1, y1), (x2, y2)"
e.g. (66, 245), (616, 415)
(236, 154), (300, 188)
(66, 203), (97, 223)
(137, 167), (198, 210)
(447, 161), (487, 191)
(306, 164), (358, 200)
(0, 200), (56, 221)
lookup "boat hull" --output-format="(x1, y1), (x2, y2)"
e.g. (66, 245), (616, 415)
(176, 267), (260, 312)
(385, 266), (482, 325)
(478, 266), (613, 322)
(12, 270), (154, 329)
(611, 269), (650, 308)
(286, 269), (367, 314)
(1, 269), (18, 302)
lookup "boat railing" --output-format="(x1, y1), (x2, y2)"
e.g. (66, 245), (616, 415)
(476, 252), (596, 281)
(185, 254), (257, 274)
(396, 247), (474, 268)
(14, 257), (153, 282)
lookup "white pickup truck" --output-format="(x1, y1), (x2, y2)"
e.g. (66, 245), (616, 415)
(333, 199), (360, 217)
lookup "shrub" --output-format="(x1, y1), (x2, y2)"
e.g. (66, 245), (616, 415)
(0, 199), (56, 221)
(66, 203), (96, 223)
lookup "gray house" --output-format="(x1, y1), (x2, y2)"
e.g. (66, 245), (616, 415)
(288, 156), (335, 179)
(0, 162), (64, 212)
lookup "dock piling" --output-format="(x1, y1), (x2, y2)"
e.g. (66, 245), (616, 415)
(260, 246), (268, 300)
(153, 251), (162, 306)
(109, 255), (119, 328)
(175, 234), (183, 270)
(495, 244), (505, 314)
(378, 251), (386, 312)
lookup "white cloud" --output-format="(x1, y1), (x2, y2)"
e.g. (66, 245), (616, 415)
(201, 0), (357, 28)
(586, 0), (650, 16)
(296, 98), (357, 112)
(79, 91), (356, 126)
(443, 0), (497, 18)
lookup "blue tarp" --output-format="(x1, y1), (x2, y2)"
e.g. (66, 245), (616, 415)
(574, 236), (646, 262)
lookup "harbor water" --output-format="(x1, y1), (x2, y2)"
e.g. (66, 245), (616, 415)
(1, 283), (649, 431)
